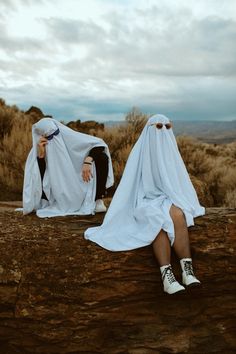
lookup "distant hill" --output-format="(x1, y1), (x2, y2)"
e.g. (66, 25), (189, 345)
(104, 120), (126, 126)
(171, 120), (236, 144)
(104, 120), (236, 144)
(21, 104), (236, 144)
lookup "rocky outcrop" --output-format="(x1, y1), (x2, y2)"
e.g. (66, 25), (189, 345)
(25, 106), (53, 120)
(0, 203), (235, 354)
(67, 120), (105, 134)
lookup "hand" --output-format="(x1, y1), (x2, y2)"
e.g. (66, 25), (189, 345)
(82, 163), (93, 182)
(82, 156), (93, 182)
(37, 136), (48, 158)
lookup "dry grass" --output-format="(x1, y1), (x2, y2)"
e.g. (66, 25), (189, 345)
(177, 136), (236, 207)
(0, 101), (235, 207)
(0, 99), (35, 193)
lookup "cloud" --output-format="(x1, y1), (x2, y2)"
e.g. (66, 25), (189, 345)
(0, 0), (236, 121)
(0, 0), (15, 11)
(41, 9), (236, 80)
(0, 0), (46, 12)
(45, 18), (106, 45)
(2, 74), (235, 122)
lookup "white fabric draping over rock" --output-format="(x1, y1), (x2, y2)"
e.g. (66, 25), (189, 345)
(22, 118), (114, 218)
(85, 114), (205, 251)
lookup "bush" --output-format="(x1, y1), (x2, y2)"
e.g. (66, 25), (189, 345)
(0, 101), (235, 208)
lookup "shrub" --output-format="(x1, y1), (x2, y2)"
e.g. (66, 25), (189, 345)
(0, 101), (235, 208)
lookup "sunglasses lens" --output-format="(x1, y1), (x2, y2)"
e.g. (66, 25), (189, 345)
(156, 123), (163, 129)
(165, 123), (172, 129)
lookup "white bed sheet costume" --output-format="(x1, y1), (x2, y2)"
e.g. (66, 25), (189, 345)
(23, 118), (114, 218)
(85, 114), (205, 251)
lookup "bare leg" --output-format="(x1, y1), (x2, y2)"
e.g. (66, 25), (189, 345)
(169, 205), (201, 286)
(169, 205), (191, 259)
(152, 228), (185, 294)
(152, 229), (171, 266)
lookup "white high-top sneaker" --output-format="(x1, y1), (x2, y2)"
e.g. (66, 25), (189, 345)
(160, 264), (185, 295)
(180, 258), (201, 287)
(95, 199), (107, 213)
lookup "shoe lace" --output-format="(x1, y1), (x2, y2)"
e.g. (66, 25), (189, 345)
(184, 261), (194, 276)
(162, 266), (176, 284)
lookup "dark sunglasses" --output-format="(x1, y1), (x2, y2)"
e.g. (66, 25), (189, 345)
(45, 128), (60, 140)
(150, 122), (172, 129)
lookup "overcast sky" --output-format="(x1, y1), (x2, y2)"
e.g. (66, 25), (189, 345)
(0, 0), (236, 122)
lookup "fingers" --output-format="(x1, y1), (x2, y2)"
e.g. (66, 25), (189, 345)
(39, 137), (48, 145)
(83, 171), (92, 182)
(82, 172), (90, 182)
(82, 166), (93, 182)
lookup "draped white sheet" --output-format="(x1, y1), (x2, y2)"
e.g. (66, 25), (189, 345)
(22, 118), (114, 218)
(84, 114), (205, 251)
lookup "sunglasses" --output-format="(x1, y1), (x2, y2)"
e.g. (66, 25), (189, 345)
(45, 128), (60, 140)
(150, 122), (172, 129)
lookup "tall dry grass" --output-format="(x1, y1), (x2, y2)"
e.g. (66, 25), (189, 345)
(0, 99), (35, 194)
(0, 101), (235, 207)
(177, 136), (236, 207)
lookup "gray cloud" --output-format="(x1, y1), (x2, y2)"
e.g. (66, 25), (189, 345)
(41, 10), (236, 80)
(44, 18), (106, 45)
(0, 0), (15, 11)
(1, 74), (235, 122)
(0, 0), (235, 121)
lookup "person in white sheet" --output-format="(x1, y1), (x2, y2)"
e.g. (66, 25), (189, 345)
(22, 118), (114, 218)
(85, 114), (205, 295)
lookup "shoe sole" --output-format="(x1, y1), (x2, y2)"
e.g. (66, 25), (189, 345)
(164, 288), (185, 295)
(185, 282), (201, 288)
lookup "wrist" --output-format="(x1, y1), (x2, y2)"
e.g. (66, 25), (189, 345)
(38, 153), (45, 158)
(37, 147), (45, 158)
(84, 156), (93, 164)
